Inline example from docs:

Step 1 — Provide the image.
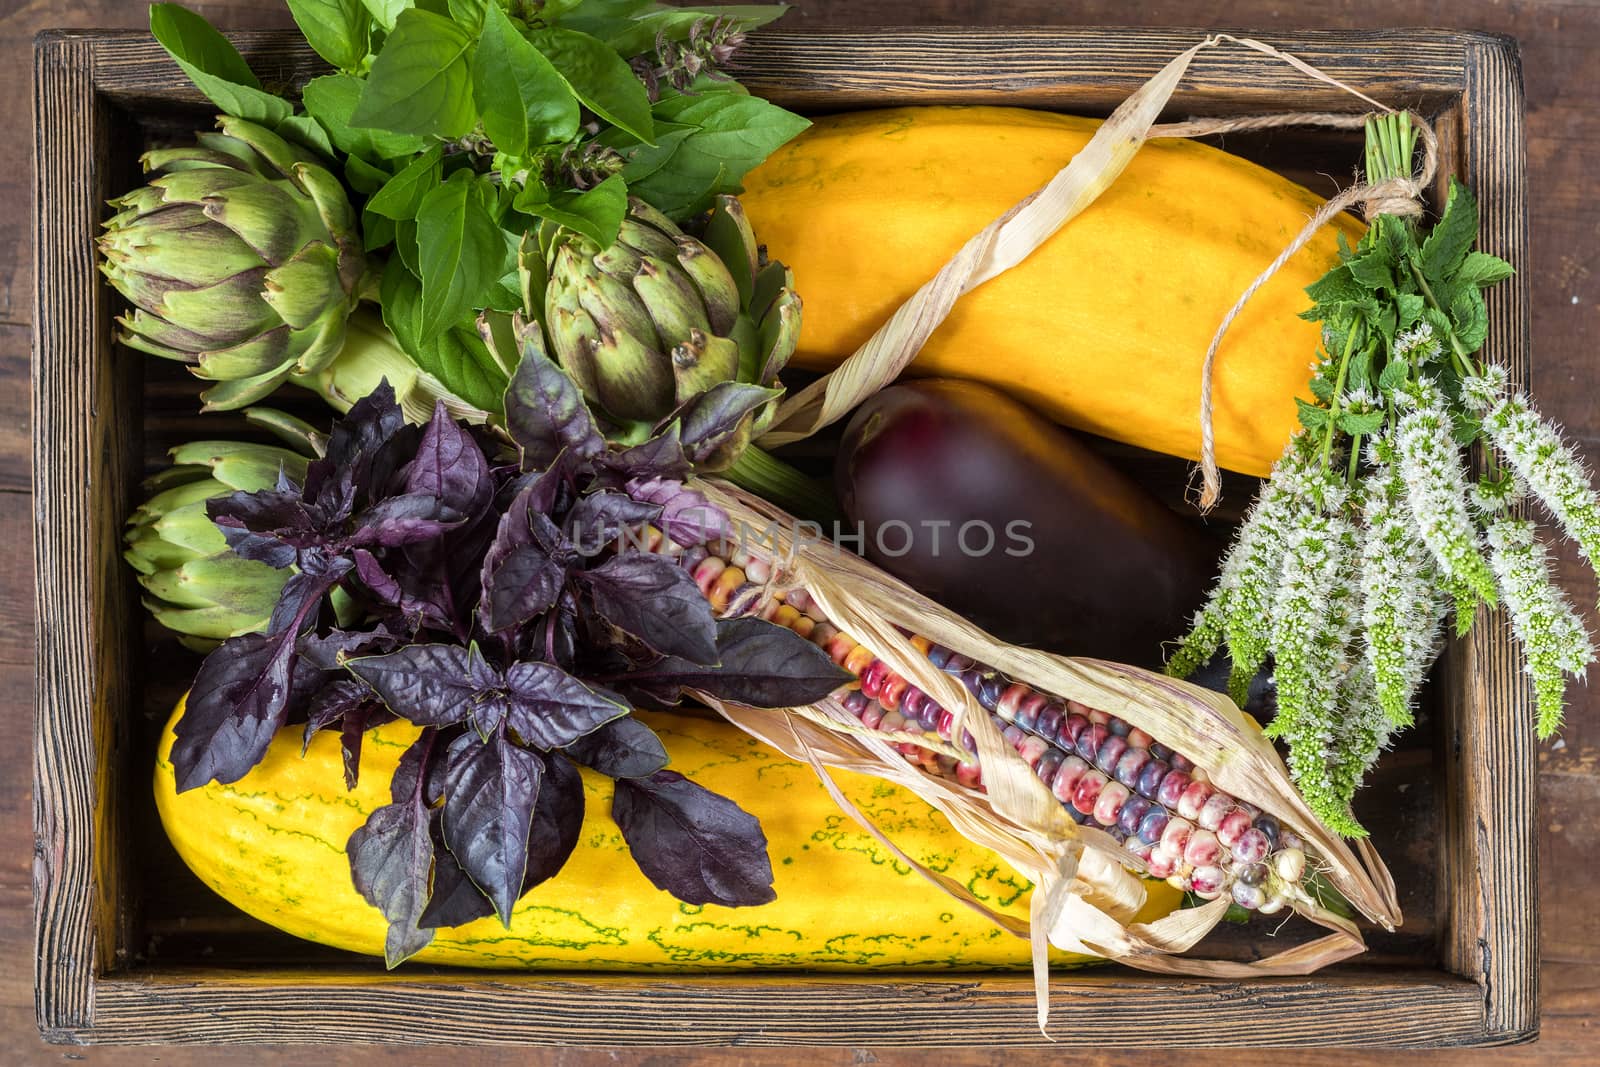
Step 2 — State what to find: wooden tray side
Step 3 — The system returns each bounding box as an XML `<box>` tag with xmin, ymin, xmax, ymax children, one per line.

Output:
<box><xmin>29</xmin><ymin>24</ymin><xmax>1533</xmax><ymax>1048</ymax></box>
<box><xmin>1436</xmin><ymin>34</ymin><xmax>1536</xmax><ymax>1041</ymax></box>
<box><xmin>32</xmin><ymin>32</ymin><xmax>141</xmax><ymax>1037</ymax></box>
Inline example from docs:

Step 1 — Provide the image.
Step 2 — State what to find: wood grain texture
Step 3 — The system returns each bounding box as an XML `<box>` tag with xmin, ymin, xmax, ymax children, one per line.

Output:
<box><xmin>31</xmin><ymin>31</ymin><xmax>140</xmax><ymax>1037</ymax></box>
<box><xmin>9</xmin><ymin>0</ymin><xmax>1600</xmax><ymax>1063</ymax></box>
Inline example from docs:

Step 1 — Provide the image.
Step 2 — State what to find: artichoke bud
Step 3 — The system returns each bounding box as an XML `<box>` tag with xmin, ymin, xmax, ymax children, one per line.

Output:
<box><xmin>537</xmin><ymin>195</ymin><xmax>802</xmax><ymax>458</ymax></box>
<box><xmin>97</xmin><ymin>116</ymin><xmax>367</xmax><ymax>411</ymax></box>
<box><xmin>124</xmin><ymin>413</ymin><xmax>318</xmax><ymax>646</ymax></box>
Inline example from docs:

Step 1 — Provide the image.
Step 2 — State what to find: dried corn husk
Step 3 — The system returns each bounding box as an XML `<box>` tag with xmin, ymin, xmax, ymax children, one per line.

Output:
<box><xmin>689</xmin><ymin>481</ymin><xmax>1400</xmax><ymax>1028</ymax></box>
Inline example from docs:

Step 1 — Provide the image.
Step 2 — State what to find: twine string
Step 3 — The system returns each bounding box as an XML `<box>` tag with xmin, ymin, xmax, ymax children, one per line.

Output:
<box><xmin>1163</xmin><ymin>108</ymin><xmax>1440</xmax><ymax>510</ymax></box>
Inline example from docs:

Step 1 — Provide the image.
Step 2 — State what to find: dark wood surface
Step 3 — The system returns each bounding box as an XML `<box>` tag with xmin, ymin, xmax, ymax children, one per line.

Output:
<box><xmin>9</xmin><ymin>0</ymin><xmax>1599</xmax><ymax>1062</ymax></box>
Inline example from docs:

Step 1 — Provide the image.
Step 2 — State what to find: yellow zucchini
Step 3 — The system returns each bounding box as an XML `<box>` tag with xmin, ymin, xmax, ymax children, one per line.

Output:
<box><xmin>155</xmin><ymin>699</ymin><xmax>1182</xmax><ymax>970</ymax></box>
<box><xmin>740</xmin><ymin>106</ymin><xmax>1365</xmax><ymax>477</ymax></box>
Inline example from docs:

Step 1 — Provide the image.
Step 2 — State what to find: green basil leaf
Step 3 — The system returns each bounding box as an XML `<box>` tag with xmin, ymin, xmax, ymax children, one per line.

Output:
<box><xmin>602</xmin><ymin>5</ymin><xmax>788</xmax><ymax>57</ymax></box>
<box><xmin>149</xmin><ymin>3</ymin><xmax>294</xmax><ymax>127</ymax></box>
<box><xmin>627</xmin><ymin>91</ymin><xmax>809</xmax><ymax>218</ymax></box>
<box><xmin>362</xmin><ymin>208</ymin><xmax>398</xmax><ymax>251</ymax></box>
<box><xmin>514</xmin><ymin>174</ymin><xmax>628</xmax><ymax>247</ymax></box>
<box><xmin>360</xmin><ymin>0</ymin><xmax>415</xmax><ymax>29</ymax></box>
<box><xmin>286</xmin><ymin>0</ymin><xmax>371</xmax><ymax>71</ymax></box>
<box><xmin>276</xmin><ymin>115</ymin><xmax>337</xmax><ymax>159</ymax></box>
<box><xmin>380</xmin><ymin>263</ymin><xmax>509</xmax><ymax>413</ymax></box>
<box><xmin>416</xmin><ymin>172</ymin><xmax>509</xmax><ymax>340</ymax></box>
<box><xmin>303</xmin><ymin>73</ymin><xmax>429</xmax><ymax>161</ymax></box>
<box><xmin>352</xmin><ymin>9</ymin><xmax>477</xmax><ymax>138</ymax></box>
<box><xmin>1420</xmin><ymin>178</ymin><xmax>1478</xmax><ymax>285</ymax></box>
<box><xmin>447</xmin><ymin>0</ymin><xmax>489</xmax><ymax>31</ymax></box>
<box><xmin>367</xmin><ymin>144</ymin><xmax>444</xmax><ymax>220</ymax></box>
<box><xmin>474</xmin><ymin>4</ymin><xmax>581</xmax><ymax>156</ymax></box>
<box><xmin>346</xmin><ymin>154</ymin><xmax>390</xmax><ymax>196</ymax></box>
<box><xmin>396</xmin><ymin>219</ymin><xmax>422</xmax><ymax>275</ymax></box>
<box><xmin>529</xmin><ymin>27</ymin><xmax>654</xmax><ymax>144</ymax></box>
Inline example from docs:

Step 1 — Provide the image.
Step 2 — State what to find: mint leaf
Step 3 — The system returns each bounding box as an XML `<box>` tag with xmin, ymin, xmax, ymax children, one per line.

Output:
<box><xmin>1295</xmin><ymin>397</ymin><xmax>1328</xmax><ymax>432</ymax></box>
<box><xmin>529</xmin><ymin>27</ymin><xmax>655</xmax><ymax>144</ymax></box>
<box><xmin>1451</xmin><ymin>287</ymin><xmax>1490</xmax><ymax>354</ymax></box>
<box><xmin>1420</xmin><ymin>179</ymin><xmax>1478</xmax><ymax>284</ymax></box>
<box><xmin>303</xmin><ymin>74</ymin><xmax>428</xmax><ymax>161</ymax></box>
<box><xmin>286</xmin><ymin>0</ymin><xmax>371</xmax><ymax>71</ymax></box>
<box><xmin>626</xmin><ymin>91</ymin><xmax>810</xmax><ymax>218</ymax></box>
<box><xmin>1308</xmin><ymin>375</ymin><xmax>1335</xmax><ymax>403</ymax></box>
<box><xmin>1304</xmin><ymin>264</ymin><xmax>1368</xmax><ymax>307</ymax></box>
<box><xmin>352</xmin><ymin>9</ymin><xmax>477</xmax><ymax>138</ymax></box>
<box><xmin>1455</xmin><ymin>250</ymin><xmax>1516</xmax><ymax>289</ymax></box>
<box><xmin>367</xmin><ymin>144</ymin><xmax>444</xmax><ymax>220</ymax></box>
<box><xmin>474</xmin><ymin>4</ymin><xmax>581</xmax><ymax>156</ymax></box>
<box><xmin>149</xmin><ymin>3</ymin><xmax>294</xmax><ymax>127</ymax></box>
<box><xmin>1378</xmin><ymin>357</ymin><xmax>1410</xmax><ymax>391</ymax></box>
<box><xmin>1346</xmin><ymin>243</ymin><xmax>1396</xmax><ymax>291</ymax></box>
<box><xmin>416</xmin><ymin>172</ymin><xmax>509</xmax><ymax>340</ymax></box>
<box><xmin>515</xmin><ymin>175</ymin><xmax>628</xmax><ymax>247</ymax></box>
<box><xmin>1337</xmin><ymin>410</ymin><xmax>1386</xmax><ymax>436</ymax></box>
<box><xmin>1396</xmin><ymin>292</ymin><xmax>1426</xmax><ymax>329</ymax></box>
<box><xmin>1346</xmin><ymin>346</ymin><xmax>1373</xmax><ymax>392</ymax></box>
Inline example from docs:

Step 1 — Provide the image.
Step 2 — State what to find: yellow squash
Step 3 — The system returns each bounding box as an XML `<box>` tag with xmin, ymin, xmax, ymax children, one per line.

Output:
<box><xmin>740</xmin><ymin>106</ymin><xmax>1366</xmax><ymax>477</ymax></box>
<box><xmin>156</xmin><ymin>700</ymin><xmax>1182</xmax><ymax>970</ymax></box>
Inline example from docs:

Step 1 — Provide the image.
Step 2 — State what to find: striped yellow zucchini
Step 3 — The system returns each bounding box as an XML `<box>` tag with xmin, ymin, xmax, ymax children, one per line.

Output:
<box><xmin>155</xmin><ymin>700</ymin><xmax>1183</xmax><ymax>970</ymax></box>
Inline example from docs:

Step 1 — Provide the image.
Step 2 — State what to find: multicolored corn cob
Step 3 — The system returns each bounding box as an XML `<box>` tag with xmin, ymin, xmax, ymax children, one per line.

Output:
<box><xmin>635</xmin><ymin>528</ymin><xmax>1311</xmax><ymax>914</ymax></box>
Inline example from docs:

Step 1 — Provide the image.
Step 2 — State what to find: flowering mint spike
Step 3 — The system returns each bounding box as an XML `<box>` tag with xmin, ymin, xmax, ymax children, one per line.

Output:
<box><xmin>1327</xmin><ymin>662</ymin><xmax>1385</xmax><ymax>837</ymax></box>
<box><xmin>1485</xmin><ymin>518</ymin><xmax>1595</xmax><ymax>737</ymax></box>
<box><xmin>1394</xmin><ymin>382</ymin><xmax>1498</xmax><ymax>606</ymax></box>
<box><xmin>1481</xmin><ymin>387</ymin><xmax>1600</xmax><ymax>590</ymax></box>
<box><xmin>1217</xmin><ymin>441</ymin><xmax>1314</xmax><ymax>678</ymax></box>
<box><xmin>1164</xmin><ymin>599</ymin><xmax>1224</xmax><ymax>680</ymax></box>
<box><xmin>1359</xmin><ymin>454</ymin><xmax>1445</xmax><ymax>728</ymax></box>
<box><xmin>1267</xmin><ymin>511</ymin><xmax>1358</xmax><ymax>831</ymax></box>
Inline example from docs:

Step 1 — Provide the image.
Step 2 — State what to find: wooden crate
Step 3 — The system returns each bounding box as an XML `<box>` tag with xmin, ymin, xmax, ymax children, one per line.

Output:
<box><xmin>33</xmin><ymin>26</ymin><xmax>1532</xmax><ymax>1047</ymax></box>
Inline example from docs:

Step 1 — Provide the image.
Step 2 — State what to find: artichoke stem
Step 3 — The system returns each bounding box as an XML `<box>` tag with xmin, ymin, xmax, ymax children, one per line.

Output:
<box><xmin>724</xmin><ymin>446</ymin><xmax>842</xmax><ymax>527</ymax></box>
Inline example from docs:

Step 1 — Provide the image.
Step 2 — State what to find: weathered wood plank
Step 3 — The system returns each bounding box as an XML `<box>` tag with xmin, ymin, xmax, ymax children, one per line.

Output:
<box><xmin>81</xmin><ymin>968</ymin><xmax>1488</xmax><ymax>1048</ymax></box>
<box><xmin>31</xmin><ymin>31</ymin><xmax>140</xmax><ymax>1037</ymax></box>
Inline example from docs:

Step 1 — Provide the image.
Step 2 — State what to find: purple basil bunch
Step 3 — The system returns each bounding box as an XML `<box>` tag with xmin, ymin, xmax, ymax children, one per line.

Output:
<box><xmin>170</xmin><ymin>336</ymin><xmax>850</xmax><ymax>965</ymax></box>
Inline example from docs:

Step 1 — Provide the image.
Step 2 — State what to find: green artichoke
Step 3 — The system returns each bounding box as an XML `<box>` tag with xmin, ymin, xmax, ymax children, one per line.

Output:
<box><xmin>125</xmin><ymin>421</ymin><xmax>317</xmax><ymax>648</ymax></box>
<box><xmin>541</xmin><ymin>195</ymin><xmax>800</xmax><ymax>463</ymax></box>
<box><xmin>98</xmin><ymin>116</ymin><xmax>367</xmax><ymax>411</ymax></box>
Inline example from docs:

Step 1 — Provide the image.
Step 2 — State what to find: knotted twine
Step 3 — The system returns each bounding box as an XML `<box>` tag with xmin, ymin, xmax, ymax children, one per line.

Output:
<box><xmin>756</xmin><ymin>35</ymin><xmax>1440</xmax><ymax>517</ymax></box>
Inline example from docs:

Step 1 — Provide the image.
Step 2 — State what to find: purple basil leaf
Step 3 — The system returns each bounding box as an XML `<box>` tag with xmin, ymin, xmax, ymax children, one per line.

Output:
<box><xmin>502</xmin><ymin>660</ymin><xmax>629</xmax><ymax>750</ymax></box>
<box><xmin>306</xmin><ymin>380</ymin><xmax>405</xmax><ymax>518</ymax></box>
<box><xmin>298</xmin><ymin>626</ymin><xmax>400</xmax><ymax>673</ymax></box>
<box><xmin>407</xmin><ymin>401</ymin><xmax>494</xmax><ymax>519</ymax></box>
<box><xmin>471</xmin><ymin>694</ymin><xmax>511</xmax><ymax>738</ymax></box>
<box><xmin>351</xmin><ymin>492</ymin><xmax>465</xmax><ymax>548</ymax></box>
<box><xmin>564</xmin><ymin>492</ymin><xmax>661</xmax><ymax>557</ymax></box>
<box><xmin>171</xmin><ymin>628</ymin><xmax>302</xmax><ymax>791</ymax></box>
<box><xmin>353</xmin><ymin>549</ymin><xmax>459</xmax><ymax>636</ymax></box>
<box><xmin>439</xmin><ymin>731</ymin><xmax>544</xmax><ymax>925</ymax></box>
<box><xmin>418</xmin><ymin>807</ymin><xmax>495</xmax><ymax>929</ymax></box>
<box><xmin>338</xmin><ymin>704</ymin><xmax>379</xmax><ymax>790</ymax></box>
<box><xmin>208</xmin><ymin>488</ymin><xmax>312</xmax><ymax>567</ymax></box>
<box><xmin>606</xmin><ymin>424</ymin><xmax>693</xmax><ymax>481</ymax></box>
<box><xmin>578</xmin><ymin>552</ymin><xmax>718</xmax><ymax>664</ymax></box>
<box><xmin>265</xmin><ymin>562</ymin><xmax>347</xmax><ymax>635</ymax></box>
<box><xmin>481</xmin><ymin>543</ymin><xmax>567</xmax><ymax>634</ymax></box>
<box><xmin>346</xmin><ymin>643</ymin><xmax>499</xmax><ymax>726</ymax></box>
<box><xmin>353</xmin><ymin>547</ymin><xmax>404</xmax><ymax>603</ymax></box>
<box><xmin>347</xmin><ymin>790</ymin><xmax>435</xmax><ymax>967</ymax></box>
<box><xmin>390</xmin><ymin>729</ymin><xmax>445</xmax><ymax>806</ymax></box>
<box><xmin>504</xmin><ymin>333</ymin><xmax>603</xmax><ymax>471</ymax></box>
<box><xmin>564</xmin><ymin>716</ymin><xmax>668</xmax><ymax>779</ymax></box>
<box><xmin>612</xmin><ymin>770</ymin><xmax>775</xmax><ymax>907</ymax></box>
<box><xmin>677</xmin><ymin>382</ymin><xmax>780</xmax><ymax>464</ymax></box>
<box><xmin>621</xmin><ymin>617</ymin><xmax>852</xmax><ymax>709</ymax></box>
<box><xmin>524</xmin><ymin>752</ymin><xmax>584</xmax><ymax>891</ymax></box>
<box><xmin>300</xmin><ymin>679</ymin><xmax>382</xmax><ymax>786</ymax></box>
<box><xmin>624</xmin><ymin>477</ymin><xmax>732</xmax><ymax>547</ymax></box>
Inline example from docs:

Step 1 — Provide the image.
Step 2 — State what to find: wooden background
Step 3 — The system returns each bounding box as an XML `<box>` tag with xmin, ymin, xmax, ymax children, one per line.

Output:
<box><xmin>8</xmin><ymin>0</ymin><xmax>1598</xmax><ymax>1061</ymax></box>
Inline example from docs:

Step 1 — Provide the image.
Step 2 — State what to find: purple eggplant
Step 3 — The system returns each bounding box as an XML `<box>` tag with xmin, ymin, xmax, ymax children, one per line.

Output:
<box><xmin>835</xmin><ymin>379</ymin><xmax>1217</xmax><ymax>667</ymax></box>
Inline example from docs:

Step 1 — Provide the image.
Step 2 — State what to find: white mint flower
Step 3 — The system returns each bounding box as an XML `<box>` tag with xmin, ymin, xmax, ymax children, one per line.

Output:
<box><xmin>1393</xmin><ymin>322</ymin><xmax>1442</xmax><ymax>363</ymax></box>
<box><xmin>1394</xmin><ymin>383</ymin><xmax>1499</xmax><ymax>604</ymax></box>
<box><xmin>1217</xmin><ymin>450</ymin><xmax>1311</xmax><ymax>677</ymax></box>
<box><xmin>1360</xmin><ymin>465</ymin><xmax>1445</xmax><ymax>727</ymax></box>
<box><xmin>1329</xmin><ymin>662</ymin><xmax>1390</xmax><ymax>829</ymax></box>
<box><xmin>1482</xmin><ymin>389</ymin><xmax>1600</xmax><ymax>576</ymax></box>
<box><xmin>1486</xmin><ymin>518</ymin><xmax>1595</xmax><ymax>737</ymax></box>
<box><xmin>1460</xmin><ymin>365</ymin><xmax>1509</xmax><ymax>414</ymax></box>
